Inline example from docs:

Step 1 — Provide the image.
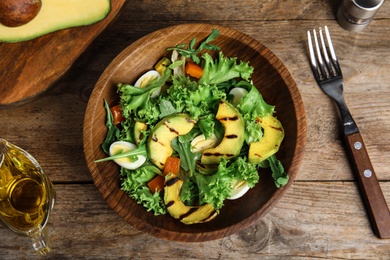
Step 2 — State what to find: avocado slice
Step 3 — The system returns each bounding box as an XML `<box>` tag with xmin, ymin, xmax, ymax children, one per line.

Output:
<box><xmin>133</xmin><ymin>121</ymin><xmax>148</xmax><ymax>146</ymax></box>
<box><xmin>248</xmin><ymin>115</ymin><xmax>284</xmax><ymax>164</ymax></box>
<box><xmin>0</xmin><ymin>0</ymin><xmax>111</xmax><ymax>43</ymax></box>
<box><xmin>148</xmin><ymin>113</ymin><xmax>196</xmax><ymax>169</ymax></box>
<box><xmin>201</xmin><ymin>100</ymin><xmax>245</xmax><ymax>164</ymax></box>
<box><xmin>164</xmin><ymin>174</ymin><xmax>218</xmax><ymax>225</ymax></box>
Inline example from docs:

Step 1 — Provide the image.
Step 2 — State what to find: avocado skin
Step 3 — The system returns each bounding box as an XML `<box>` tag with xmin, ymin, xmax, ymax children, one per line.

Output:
<box><xmin>248</xmin><ymin>115</ymin><xmax>284</xmax><ymax>164</ymax></box>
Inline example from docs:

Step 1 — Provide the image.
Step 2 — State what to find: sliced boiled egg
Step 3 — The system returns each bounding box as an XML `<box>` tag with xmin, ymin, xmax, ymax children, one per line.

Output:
<box><xmin>109</xmin><ymin>141</ymin><xmax>146</xmax><ymax>170</ymax></box>
<box><xmin>190</xmin><ymin>134</ymin><xmax>219</xmax><ymax>153</ymax></box>
<box><xmin>227</xmin><ymin>180</ymin><xmax>250</xmax><ymax>200</ymax></box>
<box><xmin>134</xmin><ymin>70</ymin><xmax>161</xmax><ymax>98</ymax></box>
<box><xmin>229</xmin><ymin>87</ymin><xmax>248</xmax><ymax>106</ymax></box>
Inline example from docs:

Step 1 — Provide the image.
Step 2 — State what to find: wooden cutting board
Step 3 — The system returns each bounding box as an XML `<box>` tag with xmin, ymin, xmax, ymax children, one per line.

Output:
<box><xmin>0</xmin><ymin>0</ymin><xmax>127</xmax><ymax>107</ymax></box>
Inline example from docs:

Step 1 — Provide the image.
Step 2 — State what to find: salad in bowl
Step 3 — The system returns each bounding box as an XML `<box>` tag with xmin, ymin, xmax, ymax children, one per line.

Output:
<box><xmin>95</xmin><ymin>29</ymin><xmax>288</xmax><ymax>225</ymax></box>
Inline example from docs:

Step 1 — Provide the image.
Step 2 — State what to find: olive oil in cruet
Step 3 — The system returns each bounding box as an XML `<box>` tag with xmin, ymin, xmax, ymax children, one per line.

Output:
<box><xmin>0</xmin><ymin>138</ymin><xmax>55</xmax><ymax>255</ymax></box>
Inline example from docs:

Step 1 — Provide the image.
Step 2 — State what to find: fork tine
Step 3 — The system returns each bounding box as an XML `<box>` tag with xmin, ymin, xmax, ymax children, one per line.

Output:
<box><xmin>313</xmin><ymin>29</ymin><xmax>327</xmax><ymax>79</ymax></box>
<box><xmin>307</xmin><ymin>30</ymin><xmax>317</xmax><ymax>69</ymax></box>
<box><xmin>324</xmin><ymin>26</ymin><xmax>341</xmax><ymax>75</ymax></box>
<box><xmin>319</xmin><ymin>28</ymin><xmax>333</xmax><ymax>76</ymax></box>
<box><xmin>308</xmin><ymin>26</ymin><xmax>343</xmax><ymax>81</ymax></box>
<box><xmin>307</xmin><ymin>29</ymin><xmax>322</xmax><ymax>82</ymax></box>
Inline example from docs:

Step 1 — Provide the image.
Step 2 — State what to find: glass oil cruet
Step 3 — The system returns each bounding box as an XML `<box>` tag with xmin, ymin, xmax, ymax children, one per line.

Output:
<box><xmin>0</xmin><ymin>138</ymin><xmax>55</xmax><ymax>255</ymax></box>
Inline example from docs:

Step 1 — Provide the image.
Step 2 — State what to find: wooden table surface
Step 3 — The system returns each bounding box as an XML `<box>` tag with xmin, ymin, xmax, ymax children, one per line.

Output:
<box><xmin>1</xmin><ymin>0</ymin><xmax>390</xmax><ymax>258</ymax></box>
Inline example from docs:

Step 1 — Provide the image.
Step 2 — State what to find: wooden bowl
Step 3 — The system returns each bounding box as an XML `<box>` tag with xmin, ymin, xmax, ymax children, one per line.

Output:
<box><xmin>83</xmin><ymin>23</ymin><xmax>306</xmax><ymax>242</ymax></box>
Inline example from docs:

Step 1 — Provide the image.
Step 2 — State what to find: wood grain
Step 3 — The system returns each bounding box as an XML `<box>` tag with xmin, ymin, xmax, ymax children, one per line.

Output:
<box><xmin>0</xmin><ymin>0</ymin><xmax>389</xmax><ymax>257</ymax></box>
<box><xmin>0</xmin><ymin>0</ymin><xmax>127</xmax><ymax>107</ymax></box>
<box><xmin>1</xmin><ymin>183</ymin><xmax>389</xmax><ymax>259</ymax></box>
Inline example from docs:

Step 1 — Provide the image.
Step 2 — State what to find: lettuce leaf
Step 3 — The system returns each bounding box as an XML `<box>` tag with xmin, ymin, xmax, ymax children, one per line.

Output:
<box><xmin>235</xmin><ymin>83</ymin><xmax>275</xmax><ymax>143</ymax></box>
<box><xmin>118</xmin><ymin>66</ymin><xmax>171</xmax><ymax>125</ymax></box>
<box><xmin>199</xmin><ymin>52</ymin><xmax>254</xmax><ymax>85</ymax></box>
<box><xmin>120</xmin><ymin>165</ymin><xmax>167</xmax><ymax>215</ymax></box>
<box><xmin>194</xmin><ymin>157</ymin><xmax>259</xmax><ymax>211</ymax></box>
<box><xmin>237</xmin><ymin>83</ymin><xmax>275</xmax><ymax>119</ymax></box>
<box><xmin>180</xmin><ymin>179</ymin><xmax>199</xmax><ymax>206</ymax></box>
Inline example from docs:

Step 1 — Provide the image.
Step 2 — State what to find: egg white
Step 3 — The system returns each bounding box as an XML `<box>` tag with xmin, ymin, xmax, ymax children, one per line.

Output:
<box><xmin>134</xmin><ymin>70</ymin><xmax>161</xmax><ymax>98</ymax></box>
<box><xmin>109</xmin><ymin>141</ymin><xmax>146</xmax><ymax>170</ymax></box>
<box><xmin>227</xmin><ymin>181</ymin><xmax>250</xmax><ymax>200</ymax></box>
<box><xmin>229</xmin><ymin>87</ymin><xmax>248</xmax><ymax>106</ymax></box>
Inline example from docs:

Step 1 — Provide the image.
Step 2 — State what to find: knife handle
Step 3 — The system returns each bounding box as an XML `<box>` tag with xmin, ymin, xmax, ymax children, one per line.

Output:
<box><xmin>345</xmin><ymin>132</ymin><xmax>390</xmax><ymax>239</ymax></box>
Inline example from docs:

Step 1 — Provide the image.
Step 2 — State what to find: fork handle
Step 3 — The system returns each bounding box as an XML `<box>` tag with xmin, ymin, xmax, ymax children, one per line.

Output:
<box><xmin>345</xmin><ymin>132</ymin><xmax>390</xmax><ymax>239</ymax></box>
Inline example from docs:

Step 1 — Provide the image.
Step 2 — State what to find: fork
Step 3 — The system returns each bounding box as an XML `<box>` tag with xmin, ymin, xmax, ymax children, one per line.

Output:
<box><xmin>307</xmin><ymin>26</ymin><xmax>390</xmax><ymax>239</ymax></box>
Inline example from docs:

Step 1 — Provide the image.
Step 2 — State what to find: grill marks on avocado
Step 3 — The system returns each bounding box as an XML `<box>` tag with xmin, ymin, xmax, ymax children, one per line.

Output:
<box><xmin>147</xmin><ymin>113</ymin><xmax>196</xmax><ymax>170</ymax></box>
<box><xmin>248</xmin><ymin>115</ymin><xmax>284</xmax><ymax>164</ymax></box>
<box><xmin>219</xmin><ymin>116</ymin><xmax>240</xmax><ymax>139</ymax></box>
<box><xmin>164</xmin><ymin>175</ymin><xmax>218</xmax><ymax>224</ymax></box>
<box><xmin>201</xmin><ymin>100</ymin><xmax>245</xmax><ymax>164</ymax></box>
<box><xmin>164</xmin><ymin>120</ymin><xmax>180</xmax><ymax>135</ymax></box>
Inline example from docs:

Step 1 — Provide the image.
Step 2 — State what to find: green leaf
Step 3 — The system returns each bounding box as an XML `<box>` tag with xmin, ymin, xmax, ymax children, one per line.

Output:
<box><xmin>166</xmin><ymin>28</ymin><xmax>220</xmax><ymax>64</ymax></box>
<box><xmin>237</xmin><ymin>84</ymin><xmax>274</xmax><ymax>119</ymax></box>
<box><xmin>268</xmin><ymin>155</ymin><xmax>289</xmax><ymax>188</ymax></box>
<box><xmin>171</xmin><ymin>137</ymin><xmax>199</xmax><ymax>176</ymax></box>
<box><xmin>180</xmin><ymin>180</ymin><xmax>199</xmax><ymax>206</ymax></box>
<box><xmin>95</xmin><ymin>144</ymin><xmax>147</xmax><ymax>163</ymax></box>
<box><xmin>101</xmin><ymin>99</ymin><xmax>120</xmax><ymax>154</ymax></box>
<box><xmin>199</xmin><ymin>52</ymin><xmax>254</xmax><ymax>85</ymax></box>
<box><xmin>120</xmin><ymin>165</ymin><xmax>166</xmax><ymax>215</ymax></box>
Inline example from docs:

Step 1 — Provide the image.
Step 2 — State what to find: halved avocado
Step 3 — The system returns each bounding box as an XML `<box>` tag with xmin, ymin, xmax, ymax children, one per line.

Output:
<box><xmin>164</xmin><ymin>174</ymin><xmax>218</xmax><ymax>225</ymax></box>
<box><xmin>248</xmin><ymin>115</ymin><xmax>284</xmax><ymax>164</ymax></box>
<box><xmin>0</xmin><ymin>0</ymin><xmax>111</xmax><ymax>43</ymax></box>
<box><xmin>148</xmin><ymin>113</ymin><xmax>196</xmax><ymax>169</ymax></box>
<box><xmin>201</xmin><ymin>100</ymin><xmax>245</xmax><ymax>164</ymax></box>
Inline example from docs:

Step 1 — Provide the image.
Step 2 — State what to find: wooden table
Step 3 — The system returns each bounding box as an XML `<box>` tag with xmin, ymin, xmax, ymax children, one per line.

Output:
<box><xmin>1</xmin><ymin>0</ymin><xmax>390</xmax><ymax>258</ymax></box>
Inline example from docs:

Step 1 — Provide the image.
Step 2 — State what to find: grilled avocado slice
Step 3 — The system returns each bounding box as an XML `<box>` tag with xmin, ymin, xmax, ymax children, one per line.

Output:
<box><xmin>248</xmin><ymin>115</ymin><xmax>284</xmax><ymax>164</ymax></box>
<box><xmin>164</xmin><ymin>174</ymin><xmax>218</xmax><ymax>225</ymax></box>
<box><xmin>147</xmin><ymin>113</ymin><xmax>196</xmax><ymax>169</ymax></box>
<box><xmin>201</xmin><ymin>100</ymin><xmax>245</xmax><ymax>164</ymax></box>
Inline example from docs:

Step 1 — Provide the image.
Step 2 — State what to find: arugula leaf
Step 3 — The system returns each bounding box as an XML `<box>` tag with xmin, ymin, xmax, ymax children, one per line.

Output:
<box><xmin>268</xmin><ymin>155</ymin><xmax>289</xmax><ymax>188</ymax></box>
<box><xmin>171</xmin><ymin>135</ymin><xmax>199</xmax><ymax>176</ymax></box>
<box><xmin>94</xmin><ymin>144</ymin><xmax>147</xmax><ymax>163</ymax></box>
<box><xmin>101</xmin><ymin>99</ymin><xmax>120</xmax><ymax>154</ymax></box>
<box><xmin>167</xmin><ymin>28</ymin><xmax>220</xmax><ymax>64</ymax></box>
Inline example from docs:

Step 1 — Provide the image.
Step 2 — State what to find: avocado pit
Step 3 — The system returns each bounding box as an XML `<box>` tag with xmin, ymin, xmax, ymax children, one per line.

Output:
<box><xmin>0</xmin><ymin>0</ymin><xmax>42</xmax><ymax>27</ymax></box>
